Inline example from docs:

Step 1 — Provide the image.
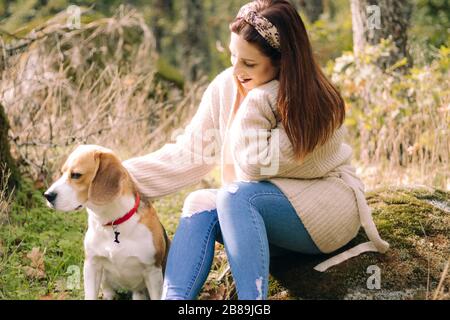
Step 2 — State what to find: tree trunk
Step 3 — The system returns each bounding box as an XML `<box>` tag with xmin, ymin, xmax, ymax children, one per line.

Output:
<box><xmin>181</xmin><ymin>0</ymin><xmax>211</xmax><ymax>83</ymax></box>
<box><xmin>298</xmin><ymin>0</ymin><xmax>324</xmax><ymax>23</ymax></box>
<box><xmin>351</xmin><ymin>0</ymin><xmax>412</xmax><ymax>69</ymax></box>
<box><xmin>152</xmin><ymin>0</ymin><xmax>174</xmax><ymax>53</ymax></box>
<box><xmin>0</xmin><ymin>103</ymin><xmax>20</xmax><ymax>194</ymax></box>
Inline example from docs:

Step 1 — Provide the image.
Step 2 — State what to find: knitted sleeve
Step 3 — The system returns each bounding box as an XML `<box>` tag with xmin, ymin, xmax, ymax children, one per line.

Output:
<box><xmin>229</xmin><ymin>80</ymin><xmax>351</xmax><ymax>181</ymax></box>
<box><xmin>122</xmin><ymin>78</ymin><xmax>220</xmax><ymax>200</ymax></box>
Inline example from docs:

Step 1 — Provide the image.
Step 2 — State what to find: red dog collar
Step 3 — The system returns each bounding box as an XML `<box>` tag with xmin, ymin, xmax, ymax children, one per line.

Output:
<box><xmin>104</xmin><ymin>193</ymin><xmax>140</xmax><ymax>227</ymax></box>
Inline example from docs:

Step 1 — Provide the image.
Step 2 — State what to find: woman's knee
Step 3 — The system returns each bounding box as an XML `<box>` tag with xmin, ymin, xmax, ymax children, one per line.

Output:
<box><xmin>217</xmin><ymin>181</ymin><xmax>247</xmax><ymax>203</ymax></box>
<box><xmin>182</xmin><ymin>189</ymin><xmax>217</xmax><ymax>218</ymax></box>
<box><xmin>216</xmin><ymin>181</ymin><xmax>263</xmax><ymax>213</ymax></box>
<box><xmin>176</xmin><ymin>190</ymin><xmax>219</xmax><ymax>237</ymax></box>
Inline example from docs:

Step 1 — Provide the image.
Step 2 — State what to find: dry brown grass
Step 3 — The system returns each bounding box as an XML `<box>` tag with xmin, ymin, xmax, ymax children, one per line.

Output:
<box><xmin>0</xmin><ymin>6</ymin><xmax>208</xmax><ymax>185</ymax></box>
<box><xmin>0</xmin><ymin>164</ymin><xmax>14</xmax><ymax>225</ymax></box>
<box><xmin>331</xmin><ymin>42</ymin><xmax>450</xmax><ymax>192</ymax></box>
<box><xmin>432</xmin><ymin>257</ymin><xmax>450</xmax><ymax>300</ymax></box>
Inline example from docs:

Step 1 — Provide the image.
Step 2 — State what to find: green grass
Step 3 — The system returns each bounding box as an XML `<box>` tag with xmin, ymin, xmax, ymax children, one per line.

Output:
<box><xmin>0</xmin><ymin>169</ymin><xmax>221</xmax><ymax>300</ymax></box>
<box><xmin>0</xmin><ymin>178</ymin><xmax>86</xmax><ymax>299</ymax></box>
<box><xmin>1</xmin><ymin>172</ymin><xmax>449</xmax><ymax>300</ymax></box>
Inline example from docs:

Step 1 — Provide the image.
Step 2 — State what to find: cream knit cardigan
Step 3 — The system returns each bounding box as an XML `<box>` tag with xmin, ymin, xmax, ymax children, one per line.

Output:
<box><xmin>123</xmin><ymin>67</ymin><xmax>389</xmax><ymax>271</ymax></box>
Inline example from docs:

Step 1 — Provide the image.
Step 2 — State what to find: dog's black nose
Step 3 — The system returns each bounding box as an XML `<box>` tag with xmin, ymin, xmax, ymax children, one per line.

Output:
<box><xmin>44</xmin><ymin>191</ymin><xmax>57</xmax><ymax>204</ymax></box>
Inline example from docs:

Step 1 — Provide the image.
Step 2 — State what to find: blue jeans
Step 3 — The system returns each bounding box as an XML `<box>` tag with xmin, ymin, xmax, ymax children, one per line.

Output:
<box><xmin>162</xmin><ymin>181</ymin><xmax>321</xmax><ymax>300</ymax></box>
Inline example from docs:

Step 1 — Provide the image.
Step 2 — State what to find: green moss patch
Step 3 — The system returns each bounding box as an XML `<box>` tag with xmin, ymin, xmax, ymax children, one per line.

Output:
<box><xmin>268</xmin><ymin>186</ymin><xmax>449</xmax><ymax>300</ymax></box>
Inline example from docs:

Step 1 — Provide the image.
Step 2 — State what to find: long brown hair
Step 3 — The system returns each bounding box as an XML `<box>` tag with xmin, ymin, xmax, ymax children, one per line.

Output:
<box><xmin>229</xmin><ymin>0</ymin><xmax>345</xmax><ymax>161</ymax></box>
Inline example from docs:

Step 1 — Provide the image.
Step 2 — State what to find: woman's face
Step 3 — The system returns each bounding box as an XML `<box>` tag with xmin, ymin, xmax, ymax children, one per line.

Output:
<box><xmin>229</xmin><ymin>32</ymin><xmax>279</xmax><ymax>92</ymax></box>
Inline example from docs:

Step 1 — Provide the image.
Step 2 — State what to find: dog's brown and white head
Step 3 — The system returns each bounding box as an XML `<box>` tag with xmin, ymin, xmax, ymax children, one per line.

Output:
<box><xmin>44</xmin><ymin>145</ymin><xmax>134</xmax><ymax>212</ymax></box>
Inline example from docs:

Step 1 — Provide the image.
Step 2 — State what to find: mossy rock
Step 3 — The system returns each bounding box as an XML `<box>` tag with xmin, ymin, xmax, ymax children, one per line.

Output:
<box><xmin>268</xmin><ymin>186</ymin><xmax>450</xmax><ymax>300</ymax></box>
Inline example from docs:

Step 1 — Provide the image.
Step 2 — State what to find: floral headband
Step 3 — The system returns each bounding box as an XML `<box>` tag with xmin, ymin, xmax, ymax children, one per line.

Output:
<box><xmin>237</xmin><ymin>1</ymin><xmax>281</xmax><ymax>51</ymax></box>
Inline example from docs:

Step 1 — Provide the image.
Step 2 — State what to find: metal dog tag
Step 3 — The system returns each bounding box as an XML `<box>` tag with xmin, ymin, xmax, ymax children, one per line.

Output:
<box><xmin>112</xmin><ymin>225</ymin><xmax>120</xmax><ymax>244</ymax></box>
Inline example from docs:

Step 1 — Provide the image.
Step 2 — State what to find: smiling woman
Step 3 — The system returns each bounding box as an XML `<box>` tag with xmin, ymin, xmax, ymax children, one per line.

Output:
<box><xmin>229</xmin><ymin>32</ymin><xmax>279</xmax><ymax>94</ymax></box>
<box><xmin>123</xmin><ymin>0</ymin><xmax>389</xmax><ymax>300</ymax></box>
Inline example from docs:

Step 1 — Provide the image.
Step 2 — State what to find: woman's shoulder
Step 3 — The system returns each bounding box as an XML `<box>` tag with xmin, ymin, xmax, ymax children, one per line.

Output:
<box><xmin>210</xmin><ymin>67</ymin><xmax>234</xmax><ymax>89</ymax></box>
<box><xmin>217</xmin><ymin>66</ymin><xmax>234</xmax><ymax>80</ymax></box>
<box><xmin>201</xmin><ymin>67</ymin><xmax>235</xmax><ymax>103</ymax></box>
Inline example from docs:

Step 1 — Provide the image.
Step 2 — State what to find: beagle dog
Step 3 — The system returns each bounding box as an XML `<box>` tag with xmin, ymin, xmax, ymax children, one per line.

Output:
<box><xmin>44</xmin><ymin>145</ymin><xmax>169</xmax><ymax>300</ymax></box>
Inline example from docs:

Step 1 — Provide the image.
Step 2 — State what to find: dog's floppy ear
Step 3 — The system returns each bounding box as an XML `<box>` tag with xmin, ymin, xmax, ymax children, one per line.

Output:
<box><xmin>88</xmin><ymin>151</ymin><xmax>125</xmax><ymax>205</ymax></box>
